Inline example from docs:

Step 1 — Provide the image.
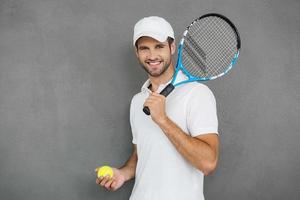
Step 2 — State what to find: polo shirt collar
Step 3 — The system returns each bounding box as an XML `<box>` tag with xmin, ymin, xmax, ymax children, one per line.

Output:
<box><xmin>141</xmin><ymin>71</ymin><xmax>188</xmax><ymax>93</ymax></box>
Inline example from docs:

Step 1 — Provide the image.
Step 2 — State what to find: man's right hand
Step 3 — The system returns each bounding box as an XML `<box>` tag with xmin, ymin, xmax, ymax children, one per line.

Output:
<box><xmin>96</xmin><ymin>167</ymin><xmax>126</xmax><ymax>191</ymax></box>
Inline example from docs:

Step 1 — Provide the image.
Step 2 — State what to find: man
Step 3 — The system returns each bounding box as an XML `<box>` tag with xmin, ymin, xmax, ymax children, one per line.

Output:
<box><xmin>96</xmin><ymin>16</ymin><xmax>219</xmax><ymax>200</ymax></box>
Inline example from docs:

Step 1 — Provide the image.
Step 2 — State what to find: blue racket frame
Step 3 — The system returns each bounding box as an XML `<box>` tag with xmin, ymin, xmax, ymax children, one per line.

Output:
<box><xmin>143</xmin><ymin>13</ymin><xmax>241</xmax><ymax>115</ymax></box>
<box><xmin>172</xmin><ymin>35</ymin><xmax>240</xmax><ymax>87</ymax></box>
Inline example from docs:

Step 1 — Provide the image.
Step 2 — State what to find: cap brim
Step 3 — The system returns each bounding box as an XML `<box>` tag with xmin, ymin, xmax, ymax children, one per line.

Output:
<box><xmin>133</xmin><ymin>32</ymin><xmax>169</xmax><ymax>46</ymax></box>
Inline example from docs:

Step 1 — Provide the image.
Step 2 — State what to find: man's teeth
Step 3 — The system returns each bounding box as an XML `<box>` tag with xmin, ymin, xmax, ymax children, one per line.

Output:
<box><xmin>148</xmin><ymin>61</ymin><xmax>161</xmax><ymax>65</ymax></box>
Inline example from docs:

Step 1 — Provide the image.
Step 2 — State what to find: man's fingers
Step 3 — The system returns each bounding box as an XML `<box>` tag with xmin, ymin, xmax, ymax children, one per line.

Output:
<box><xmin>104</xmin><ymin>178</ymin><xmax>114</xmax><ymax>189</ymax></box>
<box><xmin>144</xmin><ymin>99</ymin><xmax>163</xmax><ymax>109</ymax></box>
<box><xmin>147</xmin><ymin>96</ymin><xmax>165</xmax><ymax>104</ymax></box>
<box><xmin>96</xmin><ymin>175</ymin><xmax>116</xmax><ymax>191</ymax></box>
<box><xmin>110</xmin><ymin>181</ymin><xmax>118</xmax><ymax>191</ymax></box>
<box><xmin>151</xmin><ymin>92</ymin><xmax>163</xmax><ymax>97</ymax></box>
<box><xmin>149</xmin><ymin>92</ymin><xmax>164</xmax><ymax>98</ymax></box>
<box><xmin>100</xmin><ymin>176</ymin><xmax>111</xmax><ymax>186</ymax></box>
<box><xmin>144</xmin><ymin>95</ymin><xmax>164</xmax><ymax>105</ymax></box>
<box><xmin>96</xmin><ymin>176</ymin><xmax>104</xmax><ymax>184</ymax></box>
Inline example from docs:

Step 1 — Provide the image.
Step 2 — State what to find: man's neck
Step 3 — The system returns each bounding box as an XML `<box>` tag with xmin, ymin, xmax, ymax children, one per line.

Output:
<box><xmin>149</xmin><ymin>64</ymin><xmax>174</xmax><ymax>92</ymax></box>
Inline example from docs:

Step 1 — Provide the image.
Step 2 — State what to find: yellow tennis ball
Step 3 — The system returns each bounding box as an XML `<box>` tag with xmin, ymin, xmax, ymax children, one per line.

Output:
<box><xmin>97</xmin><ymin>166</ymin><xmax>114</xmax><ymax>178</ymax></box>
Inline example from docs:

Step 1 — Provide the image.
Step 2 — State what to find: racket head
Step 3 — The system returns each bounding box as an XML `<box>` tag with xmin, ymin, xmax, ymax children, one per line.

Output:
<box><xmin>177</xmin><ymin>13</ymin><xmax>241</xmax><ymax>81</ymax></box>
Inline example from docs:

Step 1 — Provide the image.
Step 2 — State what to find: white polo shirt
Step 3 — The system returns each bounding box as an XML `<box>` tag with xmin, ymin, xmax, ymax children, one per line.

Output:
<box><xmin>129</xmin><ymin>72</ymin><xmax>218</xmax><ymax>200</ymax></box>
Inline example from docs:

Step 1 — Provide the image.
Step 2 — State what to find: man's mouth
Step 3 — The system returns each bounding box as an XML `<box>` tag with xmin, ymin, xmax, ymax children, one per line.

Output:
<box><xmin>146</xmin><ymin>60</ymin><xmax>162</xmax><ymax>67</ymax></box>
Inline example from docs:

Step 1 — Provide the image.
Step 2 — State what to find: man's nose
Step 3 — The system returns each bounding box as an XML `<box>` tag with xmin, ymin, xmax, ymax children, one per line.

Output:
<box><xmin>147</xmin><ymin>49</ymin><xmax>158</xmax><ymax>60</ymax></box>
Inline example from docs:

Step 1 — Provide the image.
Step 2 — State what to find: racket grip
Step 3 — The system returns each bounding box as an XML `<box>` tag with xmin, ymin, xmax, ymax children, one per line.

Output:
<box><xmin>143</xmin><ymin>106</ymin><xmax>151</xmax><ymax>115</ymax></box>
<box><xmin>142</xmin><ymin>84</ymin><xmax>175</xmax><ymax>115</ymax></box>
<box><xmin>160</xmin><ymin>83</ymin><xmax>175</xmax><ymax>97</ymax></box>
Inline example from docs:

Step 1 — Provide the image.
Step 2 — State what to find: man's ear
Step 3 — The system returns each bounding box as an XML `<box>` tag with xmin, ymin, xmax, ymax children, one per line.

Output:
<box><xmin>170</xmin><ymin>41</ymin><xmax>176</xmax><ymax>55</ymax></box>
<box><xmin>135</xmin><ymin>46</ymin><xmax>139</xmax><ymax>57</ymax></box>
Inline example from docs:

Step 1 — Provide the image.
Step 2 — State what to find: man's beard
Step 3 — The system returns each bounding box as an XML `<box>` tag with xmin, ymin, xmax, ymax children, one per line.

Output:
<box><xmin>140</xmin><ymin>59</ymin><xmax>171</xmax><ymax>77</ymax></box>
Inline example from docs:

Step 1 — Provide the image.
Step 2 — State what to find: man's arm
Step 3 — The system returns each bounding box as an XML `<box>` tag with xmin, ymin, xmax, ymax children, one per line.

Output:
<box><xmin>96</xmin><ymin>144</ymin><xmax>137</xmax><ymax>191</ymax></box>
<box><xmin>157</xmin><ymin>117</ymin><xmax>219</xmax><ymax>175</ymax></box>
<box><xmin>144</xmin><ymin>92</ymin><xmax>219</xmax><ymax>175</ymax></box>
<box><xmin>119</xmin><ymin>144</ymin><xmax>138</xmax><ymax>181</ymax></box>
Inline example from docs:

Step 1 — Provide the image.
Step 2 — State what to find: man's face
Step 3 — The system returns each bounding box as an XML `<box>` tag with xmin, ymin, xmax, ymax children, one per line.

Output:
<box><xmin>135</xmin><ymin>37</ymin><xmax>175</xmax><ymax>77</ymax></box>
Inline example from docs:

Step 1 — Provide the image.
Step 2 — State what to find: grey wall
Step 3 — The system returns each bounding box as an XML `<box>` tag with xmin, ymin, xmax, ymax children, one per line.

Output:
<box><xmin>0</xmin><ymin>0</ymin><xmax>299</xmax><ymax>199</ymax></box>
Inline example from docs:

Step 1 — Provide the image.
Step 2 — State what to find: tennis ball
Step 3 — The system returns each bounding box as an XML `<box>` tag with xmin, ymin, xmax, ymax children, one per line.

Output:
<box><xmin>97</xmin><ymin>166</ymin><xmax>114</xmax><ymax>178</ymax></box>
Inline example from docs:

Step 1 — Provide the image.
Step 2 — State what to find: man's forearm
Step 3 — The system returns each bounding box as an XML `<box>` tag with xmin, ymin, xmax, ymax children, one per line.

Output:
<box><xmin>119</xmin><ymin>145</ymin><xmax>137</xmax><ymax>181</ymax></box>
<box><xmin>157</xmin><ymin>117</ymin><xmax>218</xmax><ymax>175</ymax></box>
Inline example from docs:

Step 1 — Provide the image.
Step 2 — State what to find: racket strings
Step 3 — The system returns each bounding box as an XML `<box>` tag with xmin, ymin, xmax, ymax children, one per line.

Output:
<box><xmin>183</xmin><ymin>36</ymin><xmax>207</xmax><ymax>75</ymax></box>
<box><xmin>182</xmin><ymin>16</ymin><xmax>238</xmax><ymax>78</ymax></box>
<box><xmin>193</xmin><ymin>18</ymin><xmax>236</xmax><ymax>73</ymax></box>
<box><xmin>201</xmin><ymin>19</ymin><xmax>235</xmax><ymax>73</ymax></box>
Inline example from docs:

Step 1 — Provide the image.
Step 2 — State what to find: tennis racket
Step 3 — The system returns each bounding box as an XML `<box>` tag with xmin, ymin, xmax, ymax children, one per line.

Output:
<box><xmin>143</xmin><ymin>13</ymin><xmax>241</xmax><ymax>115</ymax></box>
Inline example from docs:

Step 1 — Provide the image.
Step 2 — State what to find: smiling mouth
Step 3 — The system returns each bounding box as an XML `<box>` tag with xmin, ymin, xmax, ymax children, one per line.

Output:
<box><xmin>146</xmin><ymin>60</ymin><xmax>162</xmax><ymax>67</ymax></box>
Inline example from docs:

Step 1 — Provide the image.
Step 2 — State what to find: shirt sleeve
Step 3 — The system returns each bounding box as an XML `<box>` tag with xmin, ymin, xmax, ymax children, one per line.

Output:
<box><xmin>186</xmin><ymin>84</ymin><xmax>218</xmax><ymax>137</ymax></box>
<box><xmin>130</xmin><ymin>97</ymin><xmax>137</xmax><ymax>144</ymax></box>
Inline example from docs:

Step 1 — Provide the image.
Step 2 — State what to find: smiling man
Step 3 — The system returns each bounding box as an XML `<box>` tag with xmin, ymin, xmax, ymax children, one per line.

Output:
<box><xmin>96</xmin><ymin>16</ymin><xmax>219</xmax><ymax>200</ymax></box>
<box><xmin>135</xmin><ymin>36</ymin><xmax>175</xmax><ymax>77</ymax></box>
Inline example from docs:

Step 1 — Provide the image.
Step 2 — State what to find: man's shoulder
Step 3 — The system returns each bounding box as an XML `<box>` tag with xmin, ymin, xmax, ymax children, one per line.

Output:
<box><xmin>178</xmin><ymin>82</ymin><xmax>214</xmax><ymax>96</ymax></box>
<box><xmin>130</xmin><ymin>91</ymin><xmax>145</xmax><ymax>105</ymax></box>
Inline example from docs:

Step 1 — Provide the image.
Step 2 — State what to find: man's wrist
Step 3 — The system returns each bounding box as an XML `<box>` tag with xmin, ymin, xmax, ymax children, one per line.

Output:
<box><xmin>156</xmin><ymin>115</ymin><xmax>169</xmax><ymax>127</ymax></box>
<box><xmin>119</xmin><ymin>167</ymin><xmax>134</xmax><ymax>182</ymax></box>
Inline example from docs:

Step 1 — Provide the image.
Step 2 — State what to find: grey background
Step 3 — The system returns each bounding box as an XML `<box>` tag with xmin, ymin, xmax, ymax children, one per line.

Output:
<box><xmin>0</xmin><ymin>0</ymin><xmax>299</xmax><ymax>199</ymax></box>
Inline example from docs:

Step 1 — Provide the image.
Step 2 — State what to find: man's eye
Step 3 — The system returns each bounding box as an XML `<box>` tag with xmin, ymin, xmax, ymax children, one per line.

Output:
<box><xmin>139</xmin><ymin>47</ymin><xmax>148</xmax><ymax>51</ymax></box>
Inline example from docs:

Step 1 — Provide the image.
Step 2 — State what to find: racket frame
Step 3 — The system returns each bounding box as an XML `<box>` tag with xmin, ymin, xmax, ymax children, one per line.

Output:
<box><xmin>143</xmin><ymin>13</ymin><xmax>241</xmax><ymax>115</ymax></box>
<box><xmin>172</xmin><ymin>13</ymin><xmax>241</xmax><ymax>87</ymax></box>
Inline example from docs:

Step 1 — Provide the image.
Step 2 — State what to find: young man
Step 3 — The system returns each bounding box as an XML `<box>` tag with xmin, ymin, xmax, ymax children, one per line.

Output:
<box><xmin>96</xmin><ymin>16</ymin><xmax>219</xmax><ymax>200</ymax></box>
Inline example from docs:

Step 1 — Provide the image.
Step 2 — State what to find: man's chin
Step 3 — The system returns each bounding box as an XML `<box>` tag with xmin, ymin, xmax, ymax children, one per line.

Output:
<box><xmin>144</xmin><ymin>68</ymin><xmax>161</xmax><ymax>77</ymax></box>
<box><xmin>141</xmin><ymin>63</ymin><xmax>170</xmax><ymax>77</ymax></box>
<box><xmin>147</xmin><ymin>71</ymin><xmax>161</xmax><ymax>77</ymax></box>
<box><xmin>149</xmin><ymin>73</ymin><xmax>161</xmax><ymax>77</ymax></box>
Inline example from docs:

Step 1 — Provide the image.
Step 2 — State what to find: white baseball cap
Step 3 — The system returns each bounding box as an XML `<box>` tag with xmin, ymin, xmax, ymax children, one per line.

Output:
<box><xmin>133</xmin><ymin>16</ymin><xmax>175</xmax><ymax>46</ymax></box>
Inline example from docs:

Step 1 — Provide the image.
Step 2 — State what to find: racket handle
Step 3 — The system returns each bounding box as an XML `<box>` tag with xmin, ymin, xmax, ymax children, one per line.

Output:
<box><xmin>143</xmin><ymin>84</ymin><xmax>175</xmax><ymax>115</ymax></box>
<box><xmin>143</xmin><ymin>106</ymin><xmax>151</xmax><ymax>115</ymax></box>
<box><xmin>160</xmin><ymin>83</ymin><xmax>175</xmax><ymax>97</ymax></box>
